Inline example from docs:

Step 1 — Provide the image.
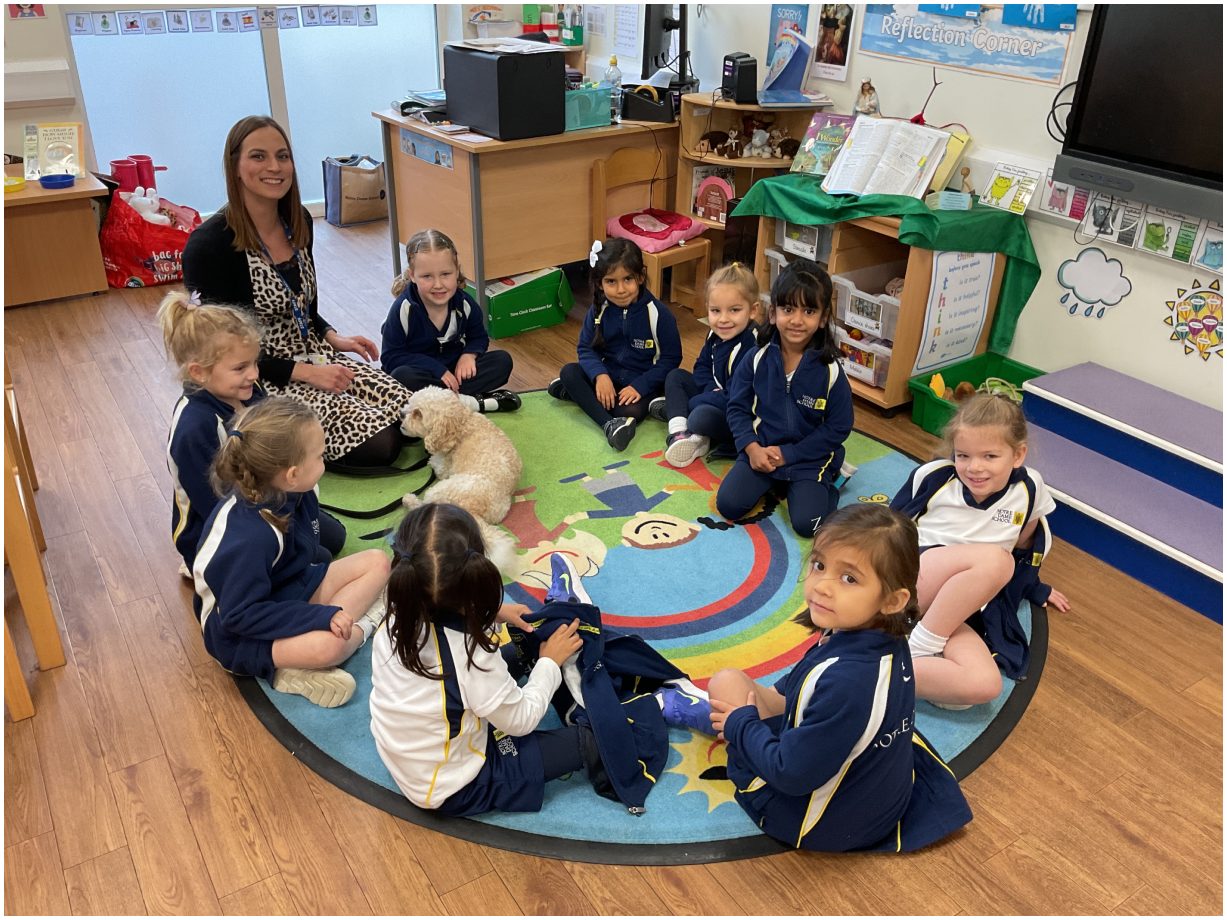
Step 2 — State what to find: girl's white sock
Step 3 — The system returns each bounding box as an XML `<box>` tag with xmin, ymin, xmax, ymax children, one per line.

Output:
<box><xmin>908</xmin><ymin>622</ymin><xmax>948</xmax><ymax>658</ymax></box>
<box><xmin>459</xmin><ymin>394</ymin><xmax>481</xmax><ymax>413</ymax></box>
<box><xmin>668</xmin><ymin>417</ymin><xmax>688</xmax><ymax>435</ymax></box>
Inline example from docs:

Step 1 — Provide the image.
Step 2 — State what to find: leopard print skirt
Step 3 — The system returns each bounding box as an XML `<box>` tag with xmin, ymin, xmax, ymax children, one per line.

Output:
<box><xmin>246</xmin><ymin>250</ymin><xmax>408</xmax><ymax>460</ymax></box>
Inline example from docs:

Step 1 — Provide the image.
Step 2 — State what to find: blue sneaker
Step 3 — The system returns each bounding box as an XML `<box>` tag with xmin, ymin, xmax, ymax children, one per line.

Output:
<box><xmin>544</xmin><ymin>553</ymin><xmax>591</xmax><ymax>605</ymax></box>
<box><xmin>658</xmin><ymin>686</ymin><xmax>715</xmax><ymax>735</ymax></box>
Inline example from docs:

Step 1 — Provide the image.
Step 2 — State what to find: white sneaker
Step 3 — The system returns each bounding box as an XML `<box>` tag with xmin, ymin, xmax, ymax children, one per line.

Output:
<box><xmin>930</xmin><ymin>700</ymin><xmax>975</xmax><ymax>711</ymax></box>
<box><xmin>272</xmin><ymin>667</ymin><xmax>356</xmax><ymax>708</ymax></box>
<box><xmin>355</xmin><ymin>591</ymin><xmax>387</xmax><ymax>642</ymax></box>
<box><xmin>664</xmin><ymin>433</ymin><xmax>710</xmax><ymax>468</ymax></box>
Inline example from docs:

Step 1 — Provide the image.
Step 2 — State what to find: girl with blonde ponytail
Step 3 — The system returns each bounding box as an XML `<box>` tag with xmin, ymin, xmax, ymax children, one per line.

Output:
<box><xmin>159</xmin><ymin>289</ymin><xmax>345</xmax><ymax>573</ymax></box>
<box><xmin>194</xmin><ymin>397</ymin><xmax>389</xmax><ymax>708</ymax></box>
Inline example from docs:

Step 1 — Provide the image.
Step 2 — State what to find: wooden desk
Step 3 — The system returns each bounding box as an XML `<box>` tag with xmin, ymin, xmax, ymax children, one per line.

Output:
<box><xmin>373</xmin><ymin>110</ymin><xmax>678</xmax><ymax>310</ymax></box>
<box><xmin>4</xmin><ymin>166</ymin><xmax>109</xmax><ymax>308</ymax></box>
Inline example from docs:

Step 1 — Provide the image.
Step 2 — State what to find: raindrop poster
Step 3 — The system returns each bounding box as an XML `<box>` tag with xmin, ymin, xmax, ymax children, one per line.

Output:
<box><xmin>858</xmin><ymin>4</ymin><xmax>1074</xmax><ymax>84</ymax></box>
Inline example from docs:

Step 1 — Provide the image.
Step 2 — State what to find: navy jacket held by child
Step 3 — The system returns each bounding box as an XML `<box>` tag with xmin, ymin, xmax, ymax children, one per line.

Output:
<box><xmin>193</xmin><ymin>490</ymin><xmax>338</xmax><ymax>679</ymax></box>
<box><xmin>688</xmin><ymin>327</ymin><xmax>758</xmax><ymax>412</ymax></box>
<box><xmin>577</xmin><ymin>289</ymin><xmax>682</xmax><ymax>397</ymax></box>
<box><xmin>726</xmin><ymin>341</ymin><xmax>854</xmax><ymax>482</ymax></box>
<box><xmin>380</xmin><ymin>283</ymin><xmax>490</xmax><ymax>378</ymax></box>
<box><xmin>167</xmin><ymin>385</ymin><xmax>265</xmax><ymax>570</ymax></box>
<box><xmin>509</xmin><ymin>599</ymin><xmax>685</xmax><ymax>814</ymax></box>
<box><xmin>723</xmin><ymin>627</ymin><xmax>971</xmax><ymax>852</ymax></box>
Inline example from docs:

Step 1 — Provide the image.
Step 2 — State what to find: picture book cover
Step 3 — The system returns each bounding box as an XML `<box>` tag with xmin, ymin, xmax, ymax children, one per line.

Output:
<box><xmin>766</xmin><ymin>4</ymin><xmax>809</xmax><ymax>69</ymax></box>
<box><xmin>790</xmin><ymin>111</ymin><xmax>856</xmax><ymax>177</ymax></box>
<box><xmin>692</xmin><ymin>165</ymin><xmax>737</xmax><ymax>223</ymax></box>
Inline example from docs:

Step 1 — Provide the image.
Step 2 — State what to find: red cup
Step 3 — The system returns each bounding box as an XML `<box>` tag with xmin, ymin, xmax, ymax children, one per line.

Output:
<box><xmin>109</xmin><ymin>158</ymin><xmax>139</xmax><ymax>193</ymax></box>
<box><xmin>128</xmin><ymin>154</ymin><xmax>166</xmax><ymax>190</ymax></box>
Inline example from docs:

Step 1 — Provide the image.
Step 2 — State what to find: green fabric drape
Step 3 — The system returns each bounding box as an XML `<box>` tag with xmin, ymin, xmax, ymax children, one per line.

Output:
<box><xmin>732</xmin><ymin>173</ymin><xmax>1041</xmax><ymax>353</ymax></box>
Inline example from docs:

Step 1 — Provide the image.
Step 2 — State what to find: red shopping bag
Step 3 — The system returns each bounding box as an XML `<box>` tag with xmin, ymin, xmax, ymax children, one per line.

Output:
<box><xmin>100</xmin><ymin>191</ymin><xmax>202</xmax><ymax>288</ymax></box>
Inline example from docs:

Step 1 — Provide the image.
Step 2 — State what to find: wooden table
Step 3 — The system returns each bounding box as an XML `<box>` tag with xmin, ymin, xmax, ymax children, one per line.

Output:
<box><xmin>373</xmin><ymin>109</ymin><xmax>679</xmax><ymax>311</ymax></box>
<box><xmin>4</xmin><ymin>165</ymin><xmax>109</xmax><ymax>308</ymax></box>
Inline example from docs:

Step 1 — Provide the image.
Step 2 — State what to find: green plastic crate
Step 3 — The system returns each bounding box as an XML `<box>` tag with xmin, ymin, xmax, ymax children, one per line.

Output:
<box><xmin>908</xmin><ymin>352</ymin><xmax>1044</xmax><ymax>437</ymax></box>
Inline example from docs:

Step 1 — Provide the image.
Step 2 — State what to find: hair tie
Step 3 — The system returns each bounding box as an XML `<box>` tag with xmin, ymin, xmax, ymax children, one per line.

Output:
<box><xmin>188</xmin><ymin>290</ymin><xmax>202</xmax><ymax>306</ymax></box>
<box><xmin>227</xmin><ymin>429</ymin><xmax>243</xmax><ymax>440</ymax></box>
<box><xmin>392</xmin><ymin>547</ymin><xmax>412</xmax><ymax>566</ymax></box>
<box><xmin>589</xmin><ymin>239</ymin><xmax>603</xmax><ymax>268</ymax></box>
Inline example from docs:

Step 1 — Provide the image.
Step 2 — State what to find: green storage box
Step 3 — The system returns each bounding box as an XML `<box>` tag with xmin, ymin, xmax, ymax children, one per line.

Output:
<box><xmin>908</xmin><ymin>352</ymin><xmax>1043</xmax><ymax>437</ymax></box>
<box><xmin>467</xmin><ymin>266</ymin><xmax>574</xmax><ymax>339</ymax></box>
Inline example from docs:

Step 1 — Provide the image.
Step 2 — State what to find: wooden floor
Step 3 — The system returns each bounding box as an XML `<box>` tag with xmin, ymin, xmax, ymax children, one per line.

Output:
<box><xmin>4</xmin><ymin>218</ymin><xmax>1222</xmax><ymax>916</ymax></box>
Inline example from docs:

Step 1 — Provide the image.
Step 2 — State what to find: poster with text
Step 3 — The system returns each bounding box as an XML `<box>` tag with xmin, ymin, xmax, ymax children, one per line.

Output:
<box><xmin>912</xmin><ymin>250</ymin><xmax>995</xmax><ymax>375</ymax></box>
<box><xmin>809</xmin><ymin>3</ymin><xmax>854</xmax><ymax>83</ymax></box>
<box><xmin>400</xmin><ymin>129</ymin><xmax>454</xmax><ymax>170</ymax></box>
<box><xmin>858</xmin><ymin>4</ymin><xmax>1072</xmax><ymax>84</ymax></box>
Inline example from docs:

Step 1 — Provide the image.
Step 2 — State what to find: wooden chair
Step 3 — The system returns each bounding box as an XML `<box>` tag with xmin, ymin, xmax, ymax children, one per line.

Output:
<box><xmin>4</xmin><ymin>372</ymin><xmax>64</xmax><ymax>721</ymax></box>
<box><xmin>591</xmin><ymin>147</ymin><xmax>711</xmax><ymax>314</ymax></box>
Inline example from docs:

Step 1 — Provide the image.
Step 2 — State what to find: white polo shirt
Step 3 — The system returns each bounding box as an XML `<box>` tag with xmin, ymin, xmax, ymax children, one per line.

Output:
<box><xmin>908</xmin><ymin>460</ymin><xmax>1055</xmax><ymax>552</ymax></box>
<box><xmin>369</xmin><ymin>620</ymin><xmax>561</xmax><ymax>810</ymax></box>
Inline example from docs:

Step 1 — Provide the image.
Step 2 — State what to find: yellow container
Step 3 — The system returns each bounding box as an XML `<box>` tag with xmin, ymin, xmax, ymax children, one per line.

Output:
<box><xmin>4</xmin><ymin>176</ymin><xmax>27</xmax><ymax>194</ymax></box>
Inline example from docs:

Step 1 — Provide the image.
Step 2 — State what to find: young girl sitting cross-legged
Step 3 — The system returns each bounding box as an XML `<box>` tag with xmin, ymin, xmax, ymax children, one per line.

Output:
<box><xmin>708</xmin><ymin>504</ymin><xmax>972</xmax><ymax>853</ymax></box>
<box><xmin>194</xmin><ymin>397</ymin><xmax>389</xmax><ymax>708</ymax></box>
<box><xmin>718</xmin><ymin>259</ymin><xmax>853</xmax><ymax>537</ymax></box>
<box><xmin>648</xmin><ymin>261</ymin><xmax>760</xmax><ymax>468</ymax></box>
<box><xmin>380</xmin><ymin>228</ymin><xmax>521</xmax><ymax>414</ymax></box>
<box><xmin>547</xmin><ymin>238</ymin><xmax>682</xmax><ymax>451</ymax></box>
<box><xmin>159</xmin><ymin>290</ymin><xmax>345</xmax><ymax>573</ymax></box>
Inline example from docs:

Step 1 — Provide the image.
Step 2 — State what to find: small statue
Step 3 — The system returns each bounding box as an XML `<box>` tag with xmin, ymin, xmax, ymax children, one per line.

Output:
<box><xmin>855</xmin><ymin>78</ymin><xmax>880</xmax><ymax>117</ymax></box>
<box><xmin>960</xmin><ymin>166</ymin><xmax>975</xmax><ymax>197</ymax></box>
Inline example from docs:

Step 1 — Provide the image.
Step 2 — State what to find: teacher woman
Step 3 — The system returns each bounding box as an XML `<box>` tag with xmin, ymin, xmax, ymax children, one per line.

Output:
<box><xmin>183</xmin><ymin>115</ymin><xmax>409</xmax><ymax>467</ymax></box>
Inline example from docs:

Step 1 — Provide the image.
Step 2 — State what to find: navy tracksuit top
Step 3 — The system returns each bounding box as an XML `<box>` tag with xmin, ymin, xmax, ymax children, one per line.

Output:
<box><xmin>577</xmin><ymin>289</ymin><xmax>682</xmax><ymax>397</ymax></box>
<box><xmin>167</xmin><ymin>385</ymin><xmax>265</xmax><ymax>570</ymax></box>
<box><xmin>380</xmin><ymin>283</ymin><xmax>489</xmax><ymax>379</ymax></box>
<box><xmin>193</xmin><ymin>490</ymin><xmax>338</xmax><ymax>642</ymax></box>
<box><xmin>726</xmin><ymin>339</ymin><xmax>854</xmax><ymax>481</ymax></box>
<box><xmin>688</xmin><ymin>326</ymin><xmax>758</xmax><ymax>413</ymax></box>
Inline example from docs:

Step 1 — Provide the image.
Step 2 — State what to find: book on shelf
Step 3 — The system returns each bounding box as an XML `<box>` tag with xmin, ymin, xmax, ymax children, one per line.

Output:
<box><xmin>757</xmin><ymin>89</ymin><xmax>832</xmax><ymax>108</ymax></box>
<box><xmin>761</xmin><ymin>17</ymin><xmax>813</xmax><ymax>96</ymax></box>
<box><xmin>928</xmin><ymin>130</ymin><xmax>971</xmax><ymax>194</ymax></box>
<box><xmin>821</xmin><ymin>118</ymin><xmax>951</xmax><ymax>199</ymax></box>
<box><xmin>790</xmin><ymin>112</ymin><xmax>856</xmax><ymax>178</ymax></box>
<box><xmin>692</xmin><ymin>165</ymin><xmax>737</xmax><ymax>224</ymax></box>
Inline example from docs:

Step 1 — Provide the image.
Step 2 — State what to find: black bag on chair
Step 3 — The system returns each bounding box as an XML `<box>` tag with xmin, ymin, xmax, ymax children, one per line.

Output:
<box><xmin>322</xmin><ymin>155</ymin><xmax>388</xmax><ymax>227</ymax></box>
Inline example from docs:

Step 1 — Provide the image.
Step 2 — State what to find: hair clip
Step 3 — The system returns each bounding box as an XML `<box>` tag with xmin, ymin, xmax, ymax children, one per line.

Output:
<box><xmin>227</xmin><ymin>428</ymin><xmax>243</xmax><ymax>440</ymax></box>
<box><xmin>188</xmin><ymin>290</ymin><xmax>202</xmax><ymax>306</ymax></box>
<box><xmin>589</xmin><ymin>239</ymin><xmax>603</xmax><ymax>268</ymax></box>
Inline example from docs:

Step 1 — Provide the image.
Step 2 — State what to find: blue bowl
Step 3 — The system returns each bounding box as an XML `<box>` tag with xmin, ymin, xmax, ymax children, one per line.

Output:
<box><xmin>39</xmin><ymin>173</ymin><xmax>75</xmax><ymax>189</ymax></box>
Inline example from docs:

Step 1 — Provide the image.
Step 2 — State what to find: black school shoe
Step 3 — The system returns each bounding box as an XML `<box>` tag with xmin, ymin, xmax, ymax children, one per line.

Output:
<box><xmin>647</xmin><ymin>396</ymin><xmax>668</xmax><ymax>422</ymax></box>
<box><xmin>479</xmin><ymin>389</ymin><xmax>522</xmax><ymax>412</ymax></box>
<box><xmin>547</xmin><ymin>378</ymin><xmax>570</xmax><ymax>401</ymax></box>
<box><xmin>604</xmin><ymin>417</ymin><xmax>636</xmax><ymax>451</ymax></box>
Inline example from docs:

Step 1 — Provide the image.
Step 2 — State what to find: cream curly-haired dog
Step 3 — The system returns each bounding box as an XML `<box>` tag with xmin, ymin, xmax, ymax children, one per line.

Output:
<box><xmin>400</xmin><ymin>387</ymin><xmax>522</xmax><ymax>572</ymax></box>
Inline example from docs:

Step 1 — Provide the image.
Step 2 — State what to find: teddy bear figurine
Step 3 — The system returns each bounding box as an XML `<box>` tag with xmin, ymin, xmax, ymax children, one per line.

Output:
<box><xmin>714</xmin><ymin>127</ymin><xmax>742</xmax><ymax>159</ymax></box>
<box><xmin>742</xmin><ymin>127</ymin><xmax>772</xmax><ymax>158</ymax></box>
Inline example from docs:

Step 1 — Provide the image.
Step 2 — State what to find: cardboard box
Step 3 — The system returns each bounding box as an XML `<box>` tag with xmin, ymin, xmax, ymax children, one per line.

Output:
<box><xmin>467</xmin><ymin>266</ymin><xmax>574</xmax><ymax>338</ymax></box>
<box><xmin>443</xmin><ymin>44</ymin><xmax>565</xmax><ymax>140</ymax></box>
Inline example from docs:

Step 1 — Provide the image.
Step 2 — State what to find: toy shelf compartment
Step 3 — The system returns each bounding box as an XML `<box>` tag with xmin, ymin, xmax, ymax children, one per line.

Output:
<box><xmin>832</xmin><ymin>259</ymin><xmax>907</xmax><ymax>340</ymax></box>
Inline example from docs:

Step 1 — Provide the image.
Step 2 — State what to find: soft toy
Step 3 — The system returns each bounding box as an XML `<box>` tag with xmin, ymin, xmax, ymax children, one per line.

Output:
<box><xmin>742</xmin><ymin>128</ymin><xmax>772</xmax><ymax>158</ymax></box>
<box><xmin>714</xmin><ymin>128</ymin><xmax>741</xmax><ymax>159</ymax></box>
<box><xmin>696</xmin><ymin>130</ymin><xmax>725</xmax><ymax>155</ymax></box>
<box><xmin>123</xmin><ymin>186</ymin><xmax>172</xmax><ymax>226</ymax></box>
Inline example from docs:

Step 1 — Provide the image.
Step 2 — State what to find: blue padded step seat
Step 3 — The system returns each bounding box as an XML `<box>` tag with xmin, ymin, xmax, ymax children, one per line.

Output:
<box><xmin>1023</xmin><ymin>362</ymin><xmax>1223</xmax><ymax>508</ymax></box>
<box><xmin>1028</xmin><ymin>425</ymin><xmax>1223</xmax><ymax>622</ymax></box>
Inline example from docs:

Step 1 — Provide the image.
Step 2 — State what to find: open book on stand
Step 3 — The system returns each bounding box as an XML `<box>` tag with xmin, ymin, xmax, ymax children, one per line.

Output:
<box><xmin>821</xmin><ymin>118</ymin><xmax>951</xmax><ymax>199</ymax></box>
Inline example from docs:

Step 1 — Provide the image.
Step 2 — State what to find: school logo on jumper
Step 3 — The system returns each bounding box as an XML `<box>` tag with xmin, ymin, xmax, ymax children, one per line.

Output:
<box><xmin>312</xmin><ymin>519</ymin><xmax>320</xmax><ymax>535</ymax></box>
<box><xmin>1165</xmin><ymin>278</ymin><xmax>1223</xmax><ymax>362</ymax></box>
<box><xmin>795</xmin><ymin>394</ymin><xmax>827</xmax><ymax>411</ymax></box>
<box><xmin>633</xmin><ymin>338</ymin><xmax>655</xmax><ymax>350</ymax></box>
<box><xmin>992</xmin><ymin>508</ymin><xmax>1024</xmax><ymax>525</ymax></box>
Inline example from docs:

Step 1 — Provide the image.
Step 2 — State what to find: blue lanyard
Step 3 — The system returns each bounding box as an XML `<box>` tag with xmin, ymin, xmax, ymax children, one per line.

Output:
<box><xmin>259</xmin><ymin>223</ymin><xmax>311</xmax><ymax>342</ymax></box>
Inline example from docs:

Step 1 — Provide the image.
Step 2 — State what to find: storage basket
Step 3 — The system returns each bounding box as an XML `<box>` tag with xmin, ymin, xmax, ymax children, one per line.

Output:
<box><xmin>831</xmin><ymin>260</ymin><xmax>907</xmax><ymax>339</ymax></box>
<box><xmin>907</xmin><ymin>352</ymin><xmax>1044</xmax><ymax>436</ymax></box>
<box><xmin>565</xmin><ymin>85</ymin><xmax>612</xmax><ymax>131</ymax></box>
<box><xmin>836</xmin><ymin>325</ymin><xmax>892</xmax><ymax>388</ymax></box>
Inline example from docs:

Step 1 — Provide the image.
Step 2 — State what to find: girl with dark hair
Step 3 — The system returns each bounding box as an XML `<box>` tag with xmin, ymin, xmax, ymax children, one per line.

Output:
<box><xmin>717</xmin><ymin>258</ymin><xmax>853</xmax><ymax>537</ymax></box>
<box><xmin>183</xmin><ymin>115</ymin><xmax>412</xmax><ymax>468</ymax></box>
<box><xmin>369</xmin><ymin>502</ymin><xmax>599</xmax><ymax>816</ymax></box>
<box><xmin>547</xmin><ymin>238</ymin><xmax>682</xmax><ymax>450</ymax></box>
<box><xmin>707</xmin><ymin>504</ymin><xmax>972</xmax><ymax>853</ymax></box>
<box><xmin>380</xmin><ymin>228</ymin><xmax>520</xmax><ymax>413</ymax></box>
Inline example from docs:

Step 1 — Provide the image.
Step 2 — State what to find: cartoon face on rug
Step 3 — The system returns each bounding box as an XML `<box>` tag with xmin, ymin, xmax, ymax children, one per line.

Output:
<box><xmin>621</xmin><ymin>512</ymin><xmax>699</xmax><ymax>549</ymax></box>
<box><xmin>514</xmin><ymin>529</ymin><xmax>608</xmax><ymax>591</ymax></box>
<box><xmin>399</xmin><ymin>386</ymin><xmax>523</xmax><ymax>570</ymax></box>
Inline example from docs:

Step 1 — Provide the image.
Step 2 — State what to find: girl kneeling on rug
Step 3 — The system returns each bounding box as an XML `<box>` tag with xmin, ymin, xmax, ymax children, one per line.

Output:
<box><xmin>194</xmin><ymin>398</ymin><xmax>389</xmax><ymax>708</ymax></box>
<box><xmin>708</xmin><ymin>504</ymin><xmax>972</xmax><ymax>852</ymax></box>
<box><xmin>718</xmin><ymin>259</ymin><xmax>853</xmax><ymax>537</ymax></box>
<box><xmin>547</xmin><ymin>238</ymin><xmax>682</xmax><ymax>451</ymax></box>
<box><xmin>890</xmin><ymin>392</ymin><xmax>1070</xmax><ymax>709</ymax></box>
<box><xmin>371</xmin><ymin>503</ymin><xmax>602</xmax><ymax>816</ymax></box>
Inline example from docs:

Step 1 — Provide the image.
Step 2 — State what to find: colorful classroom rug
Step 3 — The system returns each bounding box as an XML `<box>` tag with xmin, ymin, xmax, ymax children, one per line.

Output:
<box><xmin>238</xmin><ymin>391</ymin><xmax>1047</xmax><ymax>865</ymax></box>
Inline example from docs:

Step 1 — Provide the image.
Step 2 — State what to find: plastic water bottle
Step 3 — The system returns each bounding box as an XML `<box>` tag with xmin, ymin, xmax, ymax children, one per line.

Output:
<box><xmin>604</xmin><ymin>54</ymin><xmax>623</xmax><ymax>124</ymax></box>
